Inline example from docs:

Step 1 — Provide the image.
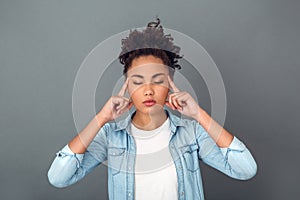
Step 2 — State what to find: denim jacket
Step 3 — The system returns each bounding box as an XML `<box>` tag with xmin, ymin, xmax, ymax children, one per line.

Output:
<box><xmin>48</xmin><ymin>109</ymin><xmax>257</xmax><ymax>200</ymax></box>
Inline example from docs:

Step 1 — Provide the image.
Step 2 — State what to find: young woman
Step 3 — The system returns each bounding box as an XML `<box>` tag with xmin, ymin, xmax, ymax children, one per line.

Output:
<box><xmin>48</xmin><ymin>18</ymin><xmax>257</xmax><ymax>200</ymax></box>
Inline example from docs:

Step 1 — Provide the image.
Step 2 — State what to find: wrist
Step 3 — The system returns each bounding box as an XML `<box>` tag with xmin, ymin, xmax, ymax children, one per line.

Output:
<box><xmin>95</xmin><ymin>112</ymin><xmax>109</xmax><ymax>127</ymax></box>
<box><xmin>195</xmin><ymin>107</ymin><xmax>205</xmax><ymax>123</ymax></box>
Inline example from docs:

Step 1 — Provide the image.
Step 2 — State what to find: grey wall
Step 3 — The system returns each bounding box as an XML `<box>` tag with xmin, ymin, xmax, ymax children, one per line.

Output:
<box><xmin>1</xmin><ymin>0</ymin><xmax>299</xmax><ymax>199</ymax></box>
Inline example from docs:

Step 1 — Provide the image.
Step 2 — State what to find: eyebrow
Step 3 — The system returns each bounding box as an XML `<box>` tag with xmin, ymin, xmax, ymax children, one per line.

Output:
<box><xmin>130</xmin><ymin>73</ymin><xmax>166</xmax><ymax>79</ymax></box>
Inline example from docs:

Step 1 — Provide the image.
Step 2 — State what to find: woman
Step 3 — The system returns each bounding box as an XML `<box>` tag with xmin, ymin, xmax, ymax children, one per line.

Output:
<box><xmin>48</xmin><ymin>18</ymin><xmax>257</xmax><ymax>200</ymax></box>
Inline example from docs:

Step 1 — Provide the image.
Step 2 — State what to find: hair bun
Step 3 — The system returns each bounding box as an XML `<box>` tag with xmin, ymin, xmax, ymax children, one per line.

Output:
<box><xmin>147</xmin><ymin>17</ymin><xmax>161</xmax><ymax>28</ymax></box>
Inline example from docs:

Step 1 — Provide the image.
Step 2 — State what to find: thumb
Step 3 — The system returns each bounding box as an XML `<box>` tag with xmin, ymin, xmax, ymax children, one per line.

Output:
<box><xmin>128</xmin><ymin>101</ymin><xmax>133</xmax><ymax>109</ymax></box>
<box><xmin>165</xmin><ymin>101</ymin><xmax>173</xmax><ymax>109</ymax></box>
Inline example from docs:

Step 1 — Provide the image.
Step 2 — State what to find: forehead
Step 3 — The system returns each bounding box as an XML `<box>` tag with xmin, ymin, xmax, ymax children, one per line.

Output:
<box><xmin>127</xmin><ymin>55</ymin><xmax>169</xmax><ymax>77</ymax></box>
<box><xmin>127</xmin><ymin>63</ymin><xmax>169</xmax><ymax>78</ymax></box>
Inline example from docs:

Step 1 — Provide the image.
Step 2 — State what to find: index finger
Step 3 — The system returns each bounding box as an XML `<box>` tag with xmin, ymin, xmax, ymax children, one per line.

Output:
<box><xmin>118</xmin><ymin>78</ymin><xmax>129</xmax><ymax>96</ymax></box>
<box><xmin>167</xmin><ymin>75</ymin><xmax>180</xmax><ymax>92</ymax></box>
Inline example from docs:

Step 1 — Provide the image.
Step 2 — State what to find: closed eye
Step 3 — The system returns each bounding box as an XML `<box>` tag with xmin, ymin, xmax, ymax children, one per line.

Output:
<box><xmin>132</xmin><ymin>80</ymin><xmax>164</xmax><ymax>85</ymax></box>
<box><xmin>133</xmin><ymin>82</ymin><xmax>143</xmax><ymax>85</ymax></box>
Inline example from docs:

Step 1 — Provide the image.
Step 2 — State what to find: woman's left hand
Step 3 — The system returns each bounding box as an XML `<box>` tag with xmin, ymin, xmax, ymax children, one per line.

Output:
<box><xmin>165</xmin><ymin>76</ymin><xmax>201</xmax><ymax>121</ymax></box>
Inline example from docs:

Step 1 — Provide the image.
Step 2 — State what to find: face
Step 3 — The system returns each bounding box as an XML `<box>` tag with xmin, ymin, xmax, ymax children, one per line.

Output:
<box><xmin>126</xmin><ymin>55</ymin><xmax>170</xmax><ymax>115</ymax></box>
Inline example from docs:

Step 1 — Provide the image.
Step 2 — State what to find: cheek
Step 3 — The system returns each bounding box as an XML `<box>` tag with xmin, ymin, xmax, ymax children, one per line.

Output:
<box><xmin>156</xmin><ymin>87</ymin><xmax>169</xmax><ymax>100</ymax></box>
<box><xmin>128</xmin><ymin>83</ymin><xmax>136</xmax><ymax>94</ymax></box>
<box><xmin>128</xmin><ymin>85</ymin><xmax>142</xmax><ymax>99</ymax></box>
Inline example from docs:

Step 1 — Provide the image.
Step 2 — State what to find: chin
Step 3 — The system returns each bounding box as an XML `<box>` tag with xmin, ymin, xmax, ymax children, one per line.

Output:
<box><xmin>142</xmin><ymin>104</ymin><xmax>165</xmax><ymax>114</ymax></box>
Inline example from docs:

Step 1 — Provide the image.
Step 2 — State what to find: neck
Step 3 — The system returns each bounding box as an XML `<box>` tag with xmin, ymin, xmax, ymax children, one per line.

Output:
<box><xmin>132</xmin><ymin>109</ymin><xmax>167</xmax><ymax>131</ymax></box>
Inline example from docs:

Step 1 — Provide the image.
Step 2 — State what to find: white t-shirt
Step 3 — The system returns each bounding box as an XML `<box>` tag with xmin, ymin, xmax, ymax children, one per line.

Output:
<box><xmin>131</xmin><ymin>117</ymin><xmax>178</xmax><ymax>200</ymax></box>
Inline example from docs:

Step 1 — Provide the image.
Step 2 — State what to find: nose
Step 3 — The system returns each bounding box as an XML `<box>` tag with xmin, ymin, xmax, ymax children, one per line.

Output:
<box><xmin>144</xmin><ymin>84</ymin><xmax>154</xmax><ymax>96</ymax></box>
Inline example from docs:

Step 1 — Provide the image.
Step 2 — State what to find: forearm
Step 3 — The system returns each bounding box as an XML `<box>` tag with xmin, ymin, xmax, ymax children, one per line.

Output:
<box><xmin>194</xmin><ymin>106</ymin><xmax>257</xmax><ymax>180</ymax></box>
<box><xmin>48</xmin><ymin>145</ymin><xmax>84</xmax><ymax>188</ymax></box>
<box><xmin>196</xmin><ymin>107</ymin><xmax>233</xmax><ymax>148</ymax></box>
<box><xmin>201</xmin><ymin>135</ymin><xmax>257</xmax><ymax>180</ymax></box>
<box><xmin>68</xmin><ymin>112</ymin><xmax>108</xmax><ymax>154</ymax></box>
<box><xmin>48</xmin><ymin>144</ymin><xmax>102</xmax><ymax>188</ymax></box>
<box><xmin>48</xmin><ymin>112</ymin><xmax>108</xmax><ymax>187</ymax></box>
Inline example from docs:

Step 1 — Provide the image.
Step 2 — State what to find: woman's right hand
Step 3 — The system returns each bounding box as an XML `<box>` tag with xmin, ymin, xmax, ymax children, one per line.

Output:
<box><xmin>97</xmin><ymin>78</ymin><xmax>133</xmax><ymax>123</ymax></box>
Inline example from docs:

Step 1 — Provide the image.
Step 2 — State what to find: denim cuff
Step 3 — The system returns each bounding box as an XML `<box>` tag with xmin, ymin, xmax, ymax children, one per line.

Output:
<box><xmin>56</xmin><ymin>144</ymin><xmax>84</xmax><ymax>168</ymax></box>
<box><xmin>220</xmin><ymin>136</ymin><xmax>246</xmax><ymax>156</ymax></box>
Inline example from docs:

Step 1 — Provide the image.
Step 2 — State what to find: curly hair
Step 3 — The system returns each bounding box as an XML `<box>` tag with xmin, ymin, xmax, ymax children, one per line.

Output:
<box><xmin>118</xmin><ymin>18</ymin><xmax>183</xmax><ymax>78</ymax></box>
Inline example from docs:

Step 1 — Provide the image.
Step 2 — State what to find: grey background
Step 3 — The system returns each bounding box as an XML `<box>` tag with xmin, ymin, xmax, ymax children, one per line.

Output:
<box><xmin>0</xmin><ymin>0</ymin><xmax>299</xmax><ymax>199</ymax></box>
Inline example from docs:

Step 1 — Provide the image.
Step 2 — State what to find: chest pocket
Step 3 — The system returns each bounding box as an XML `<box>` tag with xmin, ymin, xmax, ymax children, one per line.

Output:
<box><xmin>180</xmin><ymin>143</ymin><xmax>200</xmax><ymax>172</ymax></box>
<box><xmin>108</xmin><ymin>147</ymin><xmax>126</xmax><ymax>175</ymax></box>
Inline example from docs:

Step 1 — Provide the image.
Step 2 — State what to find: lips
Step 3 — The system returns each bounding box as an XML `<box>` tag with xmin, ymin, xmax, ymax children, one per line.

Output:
<box><xmin>142</xmin><ymin>99</ymin><xmax>156</xmax><ymax>106</ymax></box>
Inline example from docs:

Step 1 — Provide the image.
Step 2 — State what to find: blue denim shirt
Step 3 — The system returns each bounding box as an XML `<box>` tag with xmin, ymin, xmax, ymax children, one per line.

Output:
<box><xmin>48</xmin><ymin>109</ymin><xmax>257</xmax><ymax>200</ymax></box>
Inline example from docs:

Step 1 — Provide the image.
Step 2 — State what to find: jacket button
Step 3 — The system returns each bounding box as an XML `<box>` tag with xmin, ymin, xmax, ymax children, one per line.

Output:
<box><xmin>181</xmin><ymin>191</ymin><xmax>184</xmax><ymax>196</ymax></box>
<box><xmin>128</xmin><ymin>192</ymin><xmax>131</xmax><ymax>197</ymax></box>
